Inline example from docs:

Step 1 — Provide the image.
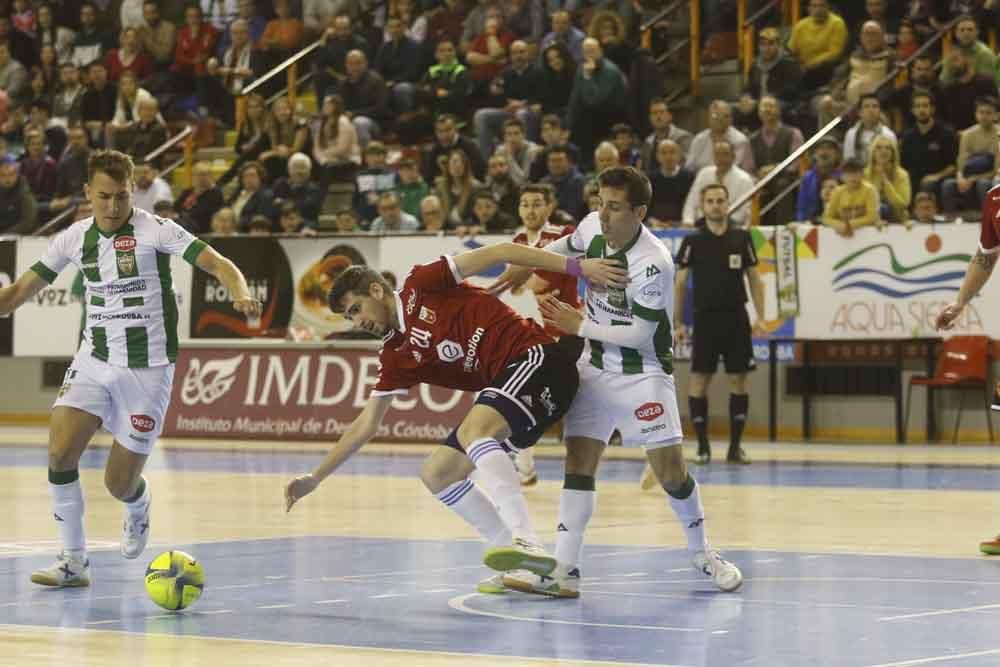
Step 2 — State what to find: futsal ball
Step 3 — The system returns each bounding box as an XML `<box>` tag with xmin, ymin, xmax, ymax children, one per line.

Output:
<box><xmin>144</xmin><ymin>550</ymin><xmax>205</xmax><ymax>611</ymax></box>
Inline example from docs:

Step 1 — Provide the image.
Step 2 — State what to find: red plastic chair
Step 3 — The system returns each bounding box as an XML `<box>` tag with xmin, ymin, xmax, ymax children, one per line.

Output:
<box><xmin>904</xmin><ymin>336</ymin><xmax>994</xmax><ymax>443</ymax></box>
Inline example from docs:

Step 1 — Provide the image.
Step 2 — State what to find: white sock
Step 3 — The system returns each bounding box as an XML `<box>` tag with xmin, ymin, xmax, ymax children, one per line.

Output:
<box><xmin>124</xmin><ymin>476</ymin><xmax>150</xmax><ymax>517</ymax></box>
<box><xmin>468</xmin><ymin>438</ymin><xmax>538</xmax><ymax>543</ymax></box>
<box><xmin>50</xmin><ymin>479</ymin><xmax>86</xmax><ymax>558</ymax></box>
<box><xmin>515</xmin><ymin>447</ymin><xmax>535</xmax><ymax>473</ymax></box>
<box><xmin>434</xmin><ymin>478</ymin><xmax>511</xmax><ymax>547</ymax></box>
<box><xmin>666</xmin><ymin>476</ymin><xmax>709</xmax><ymax>553</ymax></box>
<box><xmin>554</xmin><ymin>488</ymin><xmax>595</xmax><ymax>571</ymax></box>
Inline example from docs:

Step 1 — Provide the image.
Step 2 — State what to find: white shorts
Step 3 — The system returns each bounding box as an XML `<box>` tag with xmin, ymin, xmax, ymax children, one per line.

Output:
<box><xmin>562</xmin><ymin>361</ymin><xmax>684</xmax><ymax>449</ymax></box>
<box><xmin>54</xmin><ymin>352</ymin><xmax>175</xmax><ymax>455</ymax></box>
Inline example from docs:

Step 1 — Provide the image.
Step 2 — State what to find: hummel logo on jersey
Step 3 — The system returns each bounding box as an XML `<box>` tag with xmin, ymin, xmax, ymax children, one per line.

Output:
<box><xmin>557</xmin><ymin>523</ymin><xmax>568</xmax><ymax>532</ymax></box>
<box><xmin>645</xmin><ymin>265</ymin><xmax>661</xmax><ymax>278</ymax></box>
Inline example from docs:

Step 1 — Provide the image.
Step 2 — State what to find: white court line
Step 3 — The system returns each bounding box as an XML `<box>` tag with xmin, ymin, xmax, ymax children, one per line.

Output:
<box><xmin>370</xmin><ymin>593</ymin><xmax>407</xmax><ymax>599</ymax></box>
<box><xmin>880</xmin><ymin>604</ymin><xmax>1000</xmax><ymax>622</ymax></box>
<box><xmin>422</xmin><ymin>588</ymin><xmax>457</xmax><ymax>593</ymax></box>
<box><xmin>866</xmin><ymin>648</ymin><xmax>1000</xmax><ymax>666</ymax></box>
<box><xmin>313</xmin><ymin>599</ymin><xmax>347</xmax><ymax>605</ymax></box>
<box><xmin>84</xmin><ymin>619</ymin><xmax>120</xmax><ymax>626</ymax></box>
<box><xmin>448</xmin><ymin>593</ymin><xmax>703</xmax><ymax>635</ymax></box>
<box><xmin>584</xmin><ymin>589</ymin><xmax>928</xmax><ymax>613</ymax></box>
<box><xmin>264</xmin><ymin>575</ymin><xmax>287</xmax><ymax>580</ymax></box>
<box><xmin>144</xmin><ymin>614</ymin><xmax>175</xmax><ymax>620</ymax></box>
<box><xmin>620</xmin><ymin>572</ymin><xmax>648</xmax><ymax>577</ymax></box>
<box><xmin>190</xmin><ymin>609</ymin><xmax>233</xmax><ymax>616</ymax></box>
<box><xmin>754</xmin><ymin>559</ymin><xmax>781</xmax><ymax>564</ymax></box>
<box><xmin>256</xmin><ymin>604</ymin><xmax>293</xmax><ymax>610</ymax></box>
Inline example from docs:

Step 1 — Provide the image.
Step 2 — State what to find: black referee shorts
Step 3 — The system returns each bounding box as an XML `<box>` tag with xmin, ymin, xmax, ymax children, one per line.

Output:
<box><xmin>691</xmin><ymin>309</ymin><xmax>756</xmax><ymax>375</ymax></box>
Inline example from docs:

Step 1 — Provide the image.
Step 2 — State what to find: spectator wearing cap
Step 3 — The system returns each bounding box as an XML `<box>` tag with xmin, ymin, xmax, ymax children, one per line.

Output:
<box><xmin>0</xmin><ymin>159</ymin><xmax>38</xmax><ymax>234</ymax></box>
<box><xmin>796</xmin><ymin>136</ymin><xmax>841</xmax><ymax>222</ymax></box>
<box><xmin>175</xmin><ymin>160</ymin><xmax>225</xmax><ymax>233</ymax></box>
<box><xmin>276</xmin><ymin>200</ymin><xmax>317</xmax><ymax>236</ymax></box>
<box><xmin>639</xmin><ymin>98</ymin><xmax>692</xmax><ymax>172</ymax></box>
<box><xmin>0</xmin><ymin>42</ymin><xmax>30</xmax><ymax>111</ymax></box>
<box><xmin>738</xmin><ymin>27</ymin><xmax>802</xmax><ymax>130</ymax></box>
<box><xmin>397</xmin><ymin>158</ymin><xmax>429</xmax><ymax>220</ymax></box>
<box><xmin>132</xmin><ymin>160</ymin><xmax>173</xmax><ymax>213</ymax></box>
<box><xmin>272</xmin><ymin>153</ymin><xmax>323</xmax><ymax>228</ymax></box>
<box><xmin>370</xmin><ymin>191</ymin><xmax>421</xmax><ymax>232</ymax></box>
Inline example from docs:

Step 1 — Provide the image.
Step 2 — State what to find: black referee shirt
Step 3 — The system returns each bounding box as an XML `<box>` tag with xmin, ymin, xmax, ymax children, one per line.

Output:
<box><xmin>675</xmin><ymin>222</ymin><xmax>758</xmax><ymax>312</ymax></box>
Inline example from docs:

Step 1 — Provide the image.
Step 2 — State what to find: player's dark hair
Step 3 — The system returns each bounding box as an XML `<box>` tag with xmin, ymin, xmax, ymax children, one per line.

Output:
<box><xmin>88</xmin><ymin>149</ymin><xmax>133</xmax><ymax>185</ymax></box>
<box><xmin>328</xmin><ymin>265</ymin><xmax>392</xmax><ymax>313</ymax></box>
<box><xmin>520</xmin><ymin>183</ymin><xmax>555</xmax><ymax>204</ymax></box>
<box><xmin>597</xmin><ymin>166</ymin><xmax>651</xmax><ymax>209</ymax></box>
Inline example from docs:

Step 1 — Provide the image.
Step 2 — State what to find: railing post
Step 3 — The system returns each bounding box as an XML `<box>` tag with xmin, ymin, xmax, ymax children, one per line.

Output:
<box><xmin>641</xmin><ymin>26</ymin><xmax>652</xmax><ymax>50</ymax></box>
<box><xmin>942</xmin><ymin>31</ymin><xmax>952</xmax><ymax>56</ymax></box>
<box><xmin>743</xmin><ymin>24</ymin><xmax>754</xmax><ymax>80</ymax></box>
<box><xmin>690</xmin><ymin>0</ymin><xmax>701</xmax><ymax>97</ymax></box>
<box><xmin>235</xmin><ymin>95</ymin><xmax>247</xmax><ymax>139</ymax></box>
<box><xmin>288</xmin><ymin>62</ymin><xmax>298</xmax><ymax>110</ymax></box>
<box><xmin>751</xmin><ymin>191</ymin><xmax>762</xmax><ymax>226</ymax></box>
<box><xmin>183</xmin><ymin>131</ymin><xmax>195</xmax><ymax>191</ymax></box>
<box><xmin>737</xmin><ymin>0</ymin><xmax>746</xmax><ymax>62</ymax></box>
<box><xmin>790</xmin><ymin>0</ymin><xmax>800</xmax><ymax>24</ymax></box>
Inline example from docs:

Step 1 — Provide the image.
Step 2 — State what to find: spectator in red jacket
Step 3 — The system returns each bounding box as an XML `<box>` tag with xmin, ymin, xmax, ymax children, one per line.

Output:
<box><xmin>172</xmin><ymin>5</ymin><xmax>218</xmax><ymax>95</ymax></box>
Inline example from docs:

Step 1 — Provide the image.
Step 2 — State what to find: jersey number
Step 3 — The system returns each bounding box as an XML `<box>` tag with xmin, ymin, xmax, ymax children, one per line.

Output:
<box><xmin>410</xmin><ymin>327</ymin><xmax>432</xmax><ymax>349</ymax></box>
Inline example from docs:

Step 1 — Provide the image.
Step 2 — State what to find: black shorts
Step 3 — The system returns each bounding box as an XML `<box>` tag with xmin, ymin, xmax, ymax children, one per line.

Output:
<box><xmin>445</xmin><ymin>342</ymin><xmax>580</xmax><ymax>453</ymax></box>
<box><xmin>691</xmin><ymin>309</ymin><xmax>756</xmax><ymax>375</ymax></box>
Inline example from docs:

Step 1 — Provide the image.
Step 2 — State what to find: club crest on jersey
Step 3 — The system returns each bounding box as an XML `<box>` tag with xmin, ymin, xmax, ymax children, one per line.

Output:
<box><xmin>419</xmin><ymin>306</ymin><xmax>437</xmax><ymax>324</ymax></box>
<box><xmin>115</xmin><ymin>236</ymin><xmax>138</xmax><ymax>277</ymax></box>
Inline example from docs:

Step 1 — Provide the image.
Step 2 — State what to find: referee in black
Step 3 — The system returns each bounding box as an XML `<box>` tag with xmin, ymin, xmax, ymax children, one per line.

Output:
<box><xmin>675</xmin><ymin>183</ymin><xmax>767</xmax><ymax>464</ymax></box>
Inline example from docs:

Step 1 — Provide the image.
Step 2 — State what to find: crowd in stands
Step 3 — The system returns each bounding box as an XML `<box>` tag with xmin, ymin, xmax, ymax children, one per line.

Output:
<box><xmin>2</xmin><ymin>0</ymin><xmax>1000</xmax><ymax>237</ymax></box>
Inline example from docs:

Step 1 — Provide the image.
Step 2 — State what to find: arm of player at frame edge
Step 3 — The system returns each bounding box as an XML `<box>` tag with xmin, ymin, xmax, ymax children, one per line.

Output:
<box><xmin>0</xmin><ymin>269</ymin><xmax>50</xmax><ymax>317</ymax></box>
<box><xmin>936</xmin><ymin>247</ymin><xmax>998</xmax><ymax>330</ymax></box>
<box><xmin>284</xmin><ymin>393</ymin><xmax>395</xmax><ymax>512</ymax></box>
<box><xmin>485</xmin><ymin>236</ymin><xmax>580</xmax><ymax>295</ymax></box>
<box><xmin>455</xmin><ymin>241</ymin><xmax>628</xmax><ymax>289</ymax></box>
<box><xmin>194</xmin><ymin>245</ymin><xmax>263</xmax><ymax>317</ymax></box>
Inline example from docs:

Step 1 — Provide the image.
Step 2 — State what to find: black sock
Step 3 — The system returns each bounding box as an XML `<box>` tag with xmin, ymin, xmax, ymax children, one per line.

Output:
<box><xmin>563</xmin><ymin>473</ymin><xmax>596</xmax><ymax>491</ymax></box>
<box><xmin>665</xmin><ymin>472</ymin><xmax>695</xmax><ymax>499</ymax></box>
<box><xmin>689</xmin><ymin>396</ymin><xmax>709</xmax><ymax>452</ymax></box>
<box><xmin>729</xmin><ymin>393</ymin><xmax>749</xmax><ymax>454</ymax></box>
<box><xmin>123</xmin><ymin>476</ymin><xmax>146</xmax><ymax>504</ymax></box>
<box><xmin>48</xmin><ymin>468</ymin><xmax>79</xmax><ymax>485</ymax></box>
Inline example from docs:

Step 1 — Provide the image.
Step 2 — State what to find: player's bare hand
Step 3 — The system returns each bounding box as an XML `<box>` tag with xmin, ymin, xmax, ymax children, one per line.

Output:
<box><xmin>486</xmin><ymin>265</ymin><xmax>534</xmax><ymax>295</ymax></box>
<box><xmin>752</xmin><ymin>321</ymin><xmax>768</xmax><ymax>338</ymax></box>
<box><xmin>935</xmin><ymin>303</ymin><xmax>964</xmax><ymax>330</ymax></box>
<box><xmin>233</xmin><ymin>297</ymin><xmax>263</xmax><ymax>318</ymax></box>
<box><xmin>580</xmin><ymin>258</ymin><xmax>629</xmax><ymax>289</ymax></box>
<box><xmin>674</xmin><ymin>324</ymin><xmax>689</xmax><ymax>348</ymax></box>
<box><xmin>285</xmin><ymin>474</ymin><xmax>319</xmax><ymax>512</ymax></box>
<box><xmin>538</xmin><ymin>293</ymin><xmax>583</xmax><ymax>335</ymax></box>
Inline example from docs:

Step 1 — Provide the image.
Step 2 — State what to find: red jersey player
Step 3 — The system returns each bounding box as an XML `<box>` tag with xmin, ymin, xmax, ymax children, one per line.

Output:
<box><xmin>283</xmin><ymin>241</ymin><xmax>627</xmax><ymax>589</ymax></box>
<box><xmin>935</xmin><ymin>182</ymin><xmax>1000</xmax><ymax>555</ymax></box>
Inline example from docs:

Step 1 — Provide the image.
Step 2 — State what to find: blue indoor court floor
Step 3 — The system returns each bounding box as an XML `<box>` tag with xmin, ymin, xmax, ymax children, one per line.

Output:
<box><xmin>2</xmin><ymin>438</ymin><xmax>1000</xmax><ymax>667</ymax></box>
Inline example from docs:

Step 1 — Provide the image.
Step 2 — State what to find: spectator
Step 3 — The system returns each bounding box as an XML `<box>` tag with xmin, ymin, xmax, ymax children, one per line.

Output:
<box><xmin>423</xmin><ymin>113</ymin><xmax>485</xmax><ymax>183</ymax></box>
<box><xmin>865</xmin><ymin>135</ymin><xmax>911</xmax><ymax>223</ymax></box>
<box><xmin>465</xmin><ymin>7</ymin><xmax>515</xmax><ymax>97</ymax></box>
<box><xmin>540</xmin><ymin>9</ymin><xmax>584</xmax><ymax>64</ymax></box>
<box><xmin>818</xmin><ymin>21</ymin><xmax>895</xmax><ymax>126</ymax></box>
<box><xmin>900</xmin><ymin>91</ymin><xmax>958</xmax><ymax>202</ymax></box>
<box><xmin>311</xmin><ymin>93</ymin><xmax>362</xmax><ymax>188</ymax></box>
<box><xmin>460</xmin><ymin>0</ymin><xmax>496</xmax><ymax>53</ymax></box>
<box><xmin>420</xmin><ymin>39</ymin><xmax>470</xmax><ymax>119</ymax></box>
<box><xmin>473</xmin><ymin>40</ymin><xmax>543</xmax><ymax>159</ymax></box>
<box><xmin>247</xmin><ymin>214</ymin><xmax>273</xmax><ymax>236</ymax></box>
<box><xmin>491</xmin><ymin>118</ymin><xmax>540</xmax><ymax>186</ymax></box>
<box><xmin>888</xmin><ymin>55</ymin><xmax>944</xmax><ymax>129</ymax></box>
<box><xmin>541</xmin><ymin>145</ymin><xmax>586</xmax><ymax>219</ymax></box>
<box><xmin>43</xmin><ymin>124</ymin><xmax>90</xmax><ymax>219</ymax></box>
<box><xmin>593</xmin><ymin>140</ymin><xmax>620</xmax><ymax>176</ymax></box>
<box><xmin>303</xmin><ymin>1</ymin><xmax>352</xmax><ymax>40</ymax></box>
<box><xmin>200</xmin><ymin>17</ymin><xmax>255</xmax><ymax>126</ymax></box>
<box><xmin>35</xmin><ymin>45</ymin><xmax>60</xmax><ymax>100</ymax></box>
<box><xmin>842</xmin><ymin>94</ymin><xmax>896</xmax><ymax>165</ymax></box>
<box><xmin>314</xmin><ymin>14</ymin><xmax>369</xmax><ymax>100</ymax></box>
<box><xmin>370</xmin><ymin>190</ymin><xmax>421</xmax><ymax>232</ymax></box>
<box><xmin>0</xmin><ymin>15</ymin><xmax>35</xmax><ymax>69</ymax></box>
<box><xmin>276</xmin><ymin>200</ymin><xmax>316</xmax><ymax>236</ymax></box>
<box><xmin>272</xmin><ymin>152</ymin><xmax>323</xmax><ymax>228</ymax></box>
<box><xmin>648</xmin><ymin>138</ymin><xmax>695</xmax><ymax>228</ymax></box>
<box><xmin>610</xmin><ymin>123</ymin><xmax>640</xmax><ymax>167</ymax></box>
<box><xmin>209</xmin><ymin>206</ymin><xmax>238</xmax><ymax>235</ymax></box>
<box><xmin>107</xmin><ymin>71</ymin><xmax>154</xmax><ymax>136</ymax></box>
<box><xmin>530</xmin><ymin>113</ymin><xmax>582</xmax><ymax>181</ymax></box>
<box><xmin>426</xmin><ymin>0</ymin><xmax>469</xmax><ymax>48</ymax></box>
<box><xmin>35</xmin><ymin>4</ymin><xmax>76</xmax><ymax>65</ymax></box>
<box><xmin>858</xmin><ymin>0</ymin><xmax>898</xmax><ymax>47</ymax></box>
<box><xmin>374</xmin><ymin>15</ymin><xmax>423</xmax><ymax>114</ymax></box>
<box><xmin>504</xmin><ymin>0</ymin><xmax>544</xmax><ymax>45</ymax></box>
<box><xmin>171</xmin><ymin>5</ymin><xmax>219</xmax><ymax>96</ymax></box>
<box><xmin>788</xmin><ymin>0</ymin><xmax>848</xmax><ymax>94</ymax></box>
<box><xmin>71</xmin><ymin>3</ymin><xmax>112</xmax><ymax>69</ymax></box>
<box><xmin>587</xmin><ymin>9</ymin><xmax>631</xmax><ymax>73</ymax></box>
<box><xmin>910</xmin><ymin>191</ymin><xmax>938</xmax><ymax>225</ymax></box>
<box><xmin>137</xmin><ymin>2</ymin><xmax>177</xmax><ymax>72</ymax></box>
<box><xmin>132</xmin><ymin>160</ymin><xmax>172</xmax><ymax>212</ymax></box>
<box><xmin>80</xmin><ymin>61</ymin><xmax>117</xmax><ymax>146</ymax></box>
<box><xmin>941</xmin><ymin>15</ymin><xmax>995</xmax><ymax>84</ymax></box>
<box><xmin>0</xmin><ymin>41</ymin><xmax>29</xmax><ymax>111</ymax></box>
<box><xmin>25</xmin><ymin>100</ymin><xmax>66</xmax><ymax>160</ymax></box>
<box><xmin>896</xmin><ymin>19</ymin><xmax>918</xmax><ymax>62</ymax></box>
<box><xmin>18</xmin><ymin>128</ymin><xmax>57</xmax><ymax>202</ymax></box>
<box><xmin>354</xmin><ymin>141</ymin><xmax>398</xmax><ymax>224</ymax></box>
<box><xmin>684</xmin><ymin>139</ymin><xmax>755</xmax><ymax>226</ymax></box>
<box><xmin>175</xmin><ymin>160</ymin><xmax>225</xmax><ymax>233</ymax></box>
<box><xmin>215</xmin><ymin>0</ymin><xmax>265</xmax><ymax>57</ymax></box>
<box><xmin>103</xmin><ymin>27</ymin><xmax>152</xmax><ymax>82</ymax></box>
<box><xmin>397</xmin><ymin>158</ymin><xmax>429</xmax><ymax>219</ymax></box>
<box><xmin>459</xmin><ymin>188</ymin><xmax>517</xmax><ymax>236</ymax></box>
<box><xmin>199</xmin><ymin>0</ymin><xmax>239</xmax><ymax>32</ymax></box>
<box><xmin>340</xmin><ymin>50</ymin><xmax>390</xmax><ymax>149</ymax></box>
<box><xmin>153</xmin><ymin>199</ymin><xmax>178</xmax><ymax>221</ymax></box>
<box><xmin>220</xmin><ymin>93</ymin><xmax>271</xmax><ymax>187</ymax></box>
<box><xmin>739</xmin><ymin>27</ymin><xmax>802</xmax><ymax>128</ymax></box>
<box><xmin>333</xmin><ymin>207</ymin><xmax>360</xmax><ymax>233</ymax></box>
<box><xmin>942</xmin><ymin>96</ymin><xmax>1000</xmax><ymax>215</ymax></box>
<box><xmin>114</xmin><ymin>96</ymin><xmax>167</xmax><ymax>159</ymax></box>
<box><xmin>940</xmin><ymin>49</ymin><xmax>998</xmax><ymax>132</ymax></box>
<box><xmin>418</xmin><ymin>194</ymin><xmax>447</xmax><ymax>231</ymax></box>
<box><xmin>52</xmin><ymin>62</ymin><xmax>84</xmax><ymax>125</ymax></box>
<box><xmin>796</xmin><ymin>136</ymin><xmax>841</xmax><ymax>222</ymax></box>
<box><xmin>260</xmin><ymin>95</ymin><xmax>309</xmax><ymax>181</ymax></box>
<box><xmin>639</xmin><ymin>97</ymin><xmax>693</xmax><ymax>171</ymax></box>
<box><xmin>747</xmin><ymin>95</ymin><xmax>804</xmax><ymax>226</ymax></box>
<box><xmin>566</xmin><ymin>38</ymin><xmax>627</xmax><ymax>171</ymax></box>
<box><xmin>12</xmin><ymin>0</ymin><xmax>36</xmax><ymax>38</ymax></box>
<box><xmin>257</xmin><ymin>0</ymin><xmax>304</xmax><ymax>71</ymax></box>
<box><xmin>229</xmin><ymin>160</ymin><xmax>274</xmax><ymax>230</ymax></box>
<box><xmin>436</xmin><ymin>148</ymin><xmax>484</xmax><ymax>228</ymax></box>
<box><xmin>0</xmin><ymin>159</ymin><xmax>38</xmax><ymax>233</ymax></box>
<box><xmin>537</xmin><ymin>42</ymin><xmax>576</xmax><ymax>120</ymax></box>
<box><xmin>686</xmin><ymin>99</ymin><xmax>750</xmax><ymax>173</ymax></box>
<box><xmin>823</xmin><ymin>158</ymin><xmax>881</xmax><ymax>236</ymax></box>
<box><xmin>483</xmin><ymin>152</ymin><xmax>520</xmax><ymax>218</ymax></box>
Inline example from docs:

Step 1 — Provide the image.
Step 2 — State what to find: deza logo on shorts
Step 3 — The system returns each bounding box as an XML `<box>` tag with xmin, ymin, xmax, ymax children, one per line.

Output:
<box><xmin>131</xmin><ymin>414</ymin><xmax>156</xmax><ymax>432</ymax></box>
<box><xmin>114</xmin><ymin>236</ymin><xmax>137</xmax><ymax>252</ymax></box>
<box><xmin>634</xmin><ymin>402</ymin><xmax>664</xmax><ymax>421</ymax></box>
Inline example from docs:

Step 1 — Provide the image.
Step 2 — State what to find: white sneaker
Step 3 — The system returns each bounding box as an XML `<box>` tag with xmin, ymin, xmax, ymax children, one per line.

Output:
<box><xmin>692</xmin><ymin>550</ymin><xmax>743</xmax><ymax>592</ymax></box>
<box><xmin>121</xmin><ymin>501</ymin><xmax>151</xmax><ymax>560</ymax></box>
<box><xmin>30</xmin><ymin>551</ymin><xmax>90</xmax><ymax>587</ymax></box>
<box><xmin>503</xmin><ymin>566</ymin><xmax>581</xmax><ymax>598</ymax></box>
<box><xmin>483</xmin><ymin>538</ymin><xmax>557</xmax><ymax>576</ymax></box>
<box><xmin>476</xmin><ymin>572</ymin><xmax>508</xmax><ymax>594</ymax></box>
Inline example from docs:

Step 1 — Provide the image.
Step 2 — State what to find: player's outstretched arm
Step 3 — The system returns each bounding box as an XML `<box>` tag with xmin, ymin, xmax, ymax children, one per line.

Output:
<box><xmin>0</xmin><ymin>270</ymin><xmax>49</xmax><ymax>317</ymax></box>
<box><xmin>936</xmin><ymin>248</ymin><xmax>998</xmax><ymax>330</ymax></box>
<box><xmin>194</xmin><ymin>246</ymin><xmax>263</xmax><ymax>318</ymax></box>
<box><xmin>454</xmin><ymin>242</ymin><xmax>628</xmax><ymax>288</ymax></box>
<box><xmin>284</xmin><ymin>393</ymin><xmax>394</xmax><ymax>512</ymax></box>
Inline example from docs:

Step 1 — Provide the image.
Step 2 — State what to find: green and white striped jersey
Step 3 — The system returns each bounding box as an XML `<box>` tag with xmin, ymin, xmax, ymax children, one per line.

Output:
<box><xmin>31</xmin><ymin>208</ymin><xmax>207</xmax><ymax>368</ymax></box>
<box><xmin>568</xmin><ymin>212</ymin><xmax>675</xmax><ymax>376</ymax></box>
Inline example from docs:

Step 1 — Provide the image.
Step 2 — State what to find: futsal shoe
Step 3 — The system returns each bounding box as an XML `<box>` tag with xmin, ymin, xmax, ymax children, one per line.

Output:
<box><xmin>693</xmin><ymin>550</ymin><xmax>743</xmax><ymax>592</ymax></box>
<box><xmin>477</xmin><ymin>572</ymin><xmax>509</xmax><ymax>594</ymax></box>
<box><xmin>121</xmin><ymin>500</ymin><xmax>151</xmax><ymax>559</ymax></box>
<box><xmin>992</xmin><ymin>383</ymin><xmax>1000</xmax><ymax>411</ymax></box>
<box><xmin>980</xmin><ymin>535</ymin><xmax>1000</xmax><ymax>555</ymax></box>
<box><xmin>726</xmin><ymin>447</ymin><xmax>752</xmax><ymax>464</ymax></box>
<box><xmin>503</xmin><ymin>567</ymin><xmax>581</xmax><ymax>598</ymax></box>
<box><xmin>696</xmin><ymin>447</ymin><xmax>711</xmax><ymax>465</ymax></box>
<box><xmin>483</xmin><ymin>538</ymin><xmax>557</xmax><ymax>576</ymax></box>
<box><xmin>30</xmin><ymin>551</ymin><xmax>90</xmax><ymax>587</ymax></box>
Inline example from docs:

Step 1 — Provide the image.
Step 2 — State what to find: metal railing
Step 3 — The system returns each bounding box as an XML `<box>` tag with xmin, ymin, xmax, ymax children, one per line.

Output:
<box><xmin>732</xmin><ymin>16</ymin><xmax>961</xmax><ymax>224</ymax></box>
<box><xmin>235</xmin><ymin>40</ymin><xmax>323</xmax><ymax>136</ymax></box>
<box><xmin>739</xmin><ymin>0</ymin><xmax>784</xmax><ymax>79</ymax></box>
